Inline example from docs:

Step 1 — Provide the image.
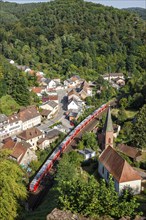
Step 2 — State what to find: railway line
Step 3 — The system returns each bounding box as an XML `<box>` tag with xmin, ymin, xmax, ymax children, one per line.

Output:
<box><xmin>28</xmin><ymin>101</ymin><xmax>114</xmax><ymax>210</ymax></box>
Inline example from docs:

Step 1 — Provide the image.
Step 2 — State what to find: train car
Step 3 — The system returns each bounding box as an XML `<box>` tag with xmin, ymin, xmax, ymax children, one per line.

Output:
<box><xmin>29</xmin><ymin>102</ymin><xmax>110</xmax><ymax>192</ymax></box>
<box><xmin>29</xmin><ymin>159</ymin><xmax>52</xmax><ymax>192</ymax></box>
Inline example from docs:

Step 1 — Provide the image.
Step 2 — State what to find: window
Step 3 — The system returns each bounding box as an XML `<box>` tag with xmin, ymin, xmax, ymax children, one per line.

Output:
<box><xmin>102</xmin><ymin>166</ymin><xmax>104</xmax><ymax>174</ymax></box>
<box><xmin>107</xmin><ymin>172</ymin><xmax>109</xmax><ymax>180</ymax></box>
<box><xmin>108</xmin><ymin>138</ymin><xmax>111</xmax><ymax>143</ymax></box>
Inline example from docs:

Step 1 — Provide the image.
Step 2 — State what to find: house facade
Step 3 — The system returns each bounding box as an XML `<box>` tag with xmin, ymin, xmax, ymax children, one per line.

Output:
<box><xmin>17</xmin><ymin>127</ymin><xmax>44</xmax><ymax>151</ymax></box>
<box><xmin>98</xmin><ymin>146</ymin><xmax>141</xmax><ymax>195</ymax></box>
<box><xmin>2</xmin><ymin>140</ymin><xmax>37</xmax><ymax>166</ymax></box>
<box><xmin>18</xmin><ymin>106</ymin><xmax>41</xmax><ymax>130</ymax></box>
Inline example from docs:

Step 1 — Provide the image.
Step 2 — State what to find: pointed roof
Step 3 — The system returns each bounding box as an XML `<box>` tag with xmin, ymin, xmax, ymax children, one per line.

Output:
<box><xmin>99</xmin><ymin>146</ymin><xmax>141</xmax><ymax>183</ymax></box>
<box><xmin>104</xmin><ymin>106</ymin><xmax>113</xmax><ymax>132</ymax></box>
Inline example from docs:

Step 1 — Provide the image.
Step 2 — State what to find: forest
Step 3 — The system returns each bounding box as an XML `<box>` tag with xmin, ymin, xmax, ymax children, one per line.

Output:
<box><xmin>0</xmin><ymin>0</ymin><xmax>146</xmax><ymax>80</ymax></box>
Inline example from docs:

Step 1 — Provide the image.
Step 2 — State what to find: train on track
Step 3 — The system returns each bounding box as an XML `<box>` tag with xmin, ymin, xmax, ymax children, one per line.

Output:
<box><xmin>29</xmin><ymin>102</ymin><xmax>108</xmax><ymax>192</ymax></box>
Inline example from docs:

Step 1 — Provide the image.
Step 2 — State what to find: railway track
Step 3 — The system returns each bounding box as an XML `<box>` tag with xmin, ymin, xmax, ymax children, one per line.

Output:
<box><xmin>28</xmin><ymin>107</ymin><xmax>108</xmax><ymax>210</ymax></box>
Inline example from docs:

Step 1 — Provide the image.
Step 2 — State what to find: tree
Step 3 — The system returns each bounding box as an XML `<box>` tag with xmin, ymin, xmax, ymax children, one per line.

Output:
<box><xmin>0</xmin><ymin>149</ymin><xmax>27</xmax><ymax>220</ymax></box>
<box><xmin>131</xmin><ymin>104</ymin><xmax>146</xmax><ymax>148</ymax></box>
<box><xmin>0</xmin><ymin>95</ymin><xmax>20</xmax><ymax>115</ymax></box>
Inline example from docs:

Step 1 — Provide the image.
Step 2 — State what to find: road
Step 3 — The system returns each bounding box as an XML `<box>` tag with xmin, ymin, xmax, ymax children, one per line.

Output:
<box><xmin>44</xmin><ymin>89</ymin><xmax>72</xmax><ymax>130</ymax></box>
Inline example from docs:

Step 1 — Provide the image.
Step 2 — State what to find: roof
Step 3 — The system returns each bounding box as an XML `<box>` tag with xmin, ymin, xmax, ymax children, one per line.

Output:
<box><xmin>8</xmin><ymin>114</ymin><xmax>20</xmax><ymax>123</ymax></box>
<box><xmin>47</xmin><ymin>100</ymin><xmax>58</xmax><ymax>108</ymax></box>
<box><xmin>68</xmin><ymin>89</ymin><xmax>79</xmax><ymax>97</ymax></box>
<box><xmin>11</xmin><ymin>141</ymin><xmax>30</xmax><ymax>160</ymax></box>
<box><xmin>2</xmin><ymin>139</ymin><xmax>16</xmax><ymax>150</ymax></box>
<box><xmin>17</xmin><ymin>127</ymin><xmax>42</xmax><ymax>141</ymax></box>
<box><xmin>46</xmin><ymin>129</ymin><xmax>62</xmax><ymax>139</ymax></box>
<box><xmin>37</xmin><ymin>137</ymin><xmax>49</xmax><ymax>145</ymax></box>
<box><xmin>99</xmin><ymin>146</ymin><xmax>141</xmax><ymax>183</ymax></box>
<box><xmin>104</xmin><ymin>106</ymin><xmax>113</xmax><ymax>132</ymax></box>
<box><xmin>118</xmin><ymin>144</ymin><xmax>142</xmax><ymax>159</ymax></box>
<box><xmin>0</xmin><ymin>114</ymin><xmax>8</xmax><ymax>123</ymax></box>
<box><xmin>103</xmin><ymin>73</ymin><xmax>124</xmax><ymax>77</ymax></box>
<box><xmin>41</xmin><ymin>109</ymin><xmax>52</xmax><ymax>117</ymax></box>
<box><xmin>18</xmin><ymin>106</ymin><xmax>40</xmax><ymax>122</ymax></box>
<box><xmin>32</xmin><ymin>87</ymin><xmax>43</xmax><ymax>93</ymax></box>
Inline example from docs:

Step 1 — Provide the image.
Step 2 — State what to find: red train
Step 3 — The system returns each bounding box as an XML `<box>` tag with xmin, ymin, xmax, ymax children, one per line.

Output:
<box><xmin>29</xmin><ymin>103</ymin><xmax>107</xmax><ymax>192</ymax></box>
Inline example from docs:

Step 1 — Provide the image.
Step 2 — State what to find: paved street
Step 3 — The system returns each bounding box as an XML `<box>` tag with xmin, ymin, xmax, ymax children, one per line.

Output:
<box><xmin>43</xmin><ymin>89</ymin><xmax>72</xmax><ymax>130</ymax></box>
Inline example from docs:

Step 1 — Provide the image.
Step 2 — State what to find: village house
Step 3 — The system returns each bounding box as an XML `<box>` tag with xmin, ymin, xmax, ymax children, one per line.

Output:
<box><xmin>79</xmin><ymin>81</ymin><xmax>92</xmax><ymax>99</ymax></box>
<box><xmin>18</xmin><ymin>106</ymin><xmax>41</xmax><ymax>131</ymax></box>
<box><xmin>31</xmin><ymin>87</ymin><xmax>46</xmax><ymax>97</ymax></box>
<box><xmin>102</xmin><ymin>73</ymin><xmax>124</xmax><ymax>81</ymax></box>
<box><xmin>2</xmin><ymin>139</ymin><xmax>37</xmax><ymax>167</ymax></box>
<box><xmin>17</xmin><ymin>127</ymin><xmax>44</xmax><ymax>151</ymax></box>
<box><xmin>67</xmin><ymin>97</ymin><xmax>84</xmax><ymax>112</ymax></box>
<box><xmin>98</xmin><ymin>107</ymin><xmax>141</xmax><ymax>195</ymax></box>
<box><xmin>40</xmin><ymin>100</ymin><xmax>58</xmax><ymax>117</ymax></box>
<box><xmin>64</xmin><ymin>75</ymin><xmax>82</xmax><ymax>88</ymax></box>
<box><xmin>37</xmin><ymin>137</ymin><xmax>50</xmax><ymax>150</ymax></box>
<box><xmin>0</xmin><ymin>114</ymin><xmax>9</xmax><ymax>140</ymax></box>
<box><xmin>68</xmin><ymin>89</ymin><xmax>81</xmax><ymax>101</ymax></box>
<box><xmin>46</xmin><ymin>79</ymin><xmax>57</xmax><ymax>90</ymax></box>
<box><xmin>98</xmin><ymin>146</ymin><xmax>141</xmax><ymax>195</ymax></box>
<box><xmin>78</xmin><ymin>148</ymin><xmax>96</xmax><ymax>160</ymax></box>
<box><xmin>45</xmin><ymin>129</ymin><xmax>63</xmax><ymax>144</ymax></box>
<box><xmin>41</xmin><ymin>109</ymin><xmax>52</xmax><ymax>120</ymax></box>
<box><xmin>117</xmin><ymin>144</ymin><xmax>142</xmax><ymax>162</ymax></box>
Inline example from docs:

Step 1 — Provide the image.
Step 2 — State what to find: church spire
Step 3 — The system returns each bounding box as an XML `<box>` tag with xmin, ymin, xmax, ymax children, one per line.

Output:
<box><xmin>105</xmin><ymin>106</ymin><xmax>113</xmax><ymax>132</ymax></box>
<box><xmin>102</xmin><ymin>106</ymin><xmax>114</xmax><ymax>150</ymax></box>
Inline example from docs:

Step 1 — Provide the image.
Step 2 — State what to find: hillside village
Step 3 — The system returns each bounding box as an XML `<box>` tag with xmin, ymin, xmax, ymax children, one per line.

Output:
<box><xmin>0</xmin><ymin>61</ymin><xmax>145</xmax><ymax>197</ymax></box>
<box><xmin>0</xmin><ymin>60</ymin><xmax>127</xmax><ymax>169</ymax></box>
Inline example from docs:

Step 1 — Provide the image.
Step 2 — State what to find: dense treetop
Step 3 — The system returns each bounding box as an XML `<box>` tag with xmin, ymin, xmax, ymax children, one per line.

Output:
<box><xmin>0</xmin><ymin>0</ymin><xmax>145</xmax><ymax>79</ymax></box>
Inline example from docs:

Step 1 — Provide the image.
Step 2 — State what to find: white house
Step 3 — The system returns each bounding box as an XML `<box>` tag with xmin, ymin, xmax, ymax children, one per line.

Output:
<box><xmin>98</xmin><ymin>146</ymin><xmax>141</xmax><ymax>195</ymax></box>
<box><xmin>17</xmin><ymin>127</ymin><xmax>44</xmax><ymax>151</ymax></box>
<box><xmin>7</xmin><ymin>114</ymin><xmax>22</xmax><ymax>136</ymax></box>
<box><xmin>40</xmin><ymin>101</ymin><xmax>58</xmax><ymax>116</ymax></box>
<box><xmin>102</xmin><ymin>73</ymin><xmax>124</xmax><ymax>82</ymax></box>
<box><xmin>18</xmin><ymin>106</ymin><xmax>41</xmax><ymax>131</ymax></box>
<box><xmin>68</xmin><ymin>99</ymin><xmax>79</xmax><ymax>111</ymax></box>
<box><xmin>78</xmin><ymin>148</ymin><xmax>96</xmax><ymax>160</ymax></box>
<box><xmin>46</xmin><ymin>79</ymin><xmax>57</xmax><ymax>89</ymax></box>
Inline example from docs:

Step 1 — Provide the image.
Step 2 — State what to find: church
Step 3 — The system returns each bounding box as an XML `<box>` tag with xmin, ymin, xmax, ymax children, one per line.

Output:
<box><xmin>98</xmin><ymin>107</ymin><xmax>141</xmax><ymax>195</ymax></box>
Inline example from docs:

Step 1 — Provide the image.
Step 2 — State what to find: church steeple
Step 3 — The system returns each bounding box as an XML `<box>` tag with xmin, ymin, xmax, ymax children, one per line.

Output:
<box><xmin>102</xmin><ymin>106</ymin><xmax>114</xmax><ymax>150</ymax></box>
<box><xmin>105</xmin><ymin>106</ymin><xmax>113</xmax><ymax>132</ymax></box>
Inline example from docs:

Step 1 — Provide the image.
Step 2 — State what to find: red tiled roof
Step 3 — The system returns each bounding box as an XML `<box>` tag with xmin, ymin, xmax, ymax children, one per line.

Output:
<box><xmin>17</xmin><ymin>127</ymin><xmax>42</xmax><ymax>141</ymax></box>
<box><xmin>11</xmin><ymin>141</ymin><xmax>31</xmax><ymax>163</ymax></box>
<box><xmin>118</xmin><ymin>144</ymin><xmax>141</xmax><ymax>159</ymax></box>
<box><xmin>18</xmin><ymin>106</ymin><xmax>40</xmax><ymax>122</ymax></box>
<box><xmin>99</xmin><ymin>146</ymin><xmax>141</xmax><ymax>183</ymax></box>
<box><xmin>32</xmin><ymin>87</ymin><xmax>43</xmax><ymax>93</ymax></box>
<box><xmin>2</xmin><ymin>140</ymin><xmax>16</xmax><ymax>150</ymax></box>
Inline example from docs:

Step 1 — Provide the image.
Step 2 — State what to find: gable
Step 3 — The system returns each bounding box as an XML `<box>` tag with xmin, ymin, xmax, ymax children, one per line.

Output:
<box><xmin>99</xmin><ymin>146</ymin><xmax>141</xmax><ymax>183</ymax></box>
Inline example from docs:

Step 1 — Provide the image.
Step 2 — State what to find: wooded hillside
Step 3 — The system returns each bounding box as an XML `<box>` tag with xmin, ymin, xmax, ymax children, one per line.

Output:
<box><xmin>0</xmin><ymin>0</ymin><xmax>146</xmax><ymax>79</ymax></box>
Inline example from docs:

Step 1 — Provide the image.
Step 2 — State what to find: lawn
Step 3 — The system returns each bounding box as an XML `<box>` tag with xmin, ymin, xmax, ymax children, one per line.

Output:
<box><xmin>112</xmin><ymin>108</ymin><xmax>138</xmax><ymax>119</ymax></box>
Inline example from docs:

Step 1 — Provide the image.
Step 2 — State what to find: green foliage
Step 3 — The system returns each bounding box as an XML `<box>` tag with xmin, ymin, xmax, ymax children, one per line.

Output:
<box><xmin>77</xmin><ymin>132</ymin><xmax>99</xmax><ymax>151</ymax></box>
<box><xmin>131</xmin><ymin>104</ymin><xmax>146</xmax><ymax>148</ymax></box>
<box><xmin>0</xmin><ymin>0</ymin><xmax>145</xmax><ymax>79</ymax></box>
<box><xmin>0</xmin><ymin>149</ymin><xmax>27</xmax><ymax>220</ymax></box>
<box><xmin>0</xmin><ymin>55</ymin><xmax>30</xmax><ymax>106</ymax></box>
<box><xmin>56</xmin><ymin>173</ymin><xmax>141</xmax><ymax>218</ymax></box>
<box><xmin>0</xmin><ymin>95</ymin><xmax>20</xmax><ymax>115</ymax></box>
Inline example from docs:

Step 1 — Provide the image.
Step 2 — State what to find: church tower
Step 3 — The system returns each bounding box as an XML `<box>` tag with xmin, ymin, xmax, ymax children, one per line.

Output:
<box><xmin>102</xmin><ymin>106</ymin><xmax>113</xmax><ymax>150</ymax></box>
